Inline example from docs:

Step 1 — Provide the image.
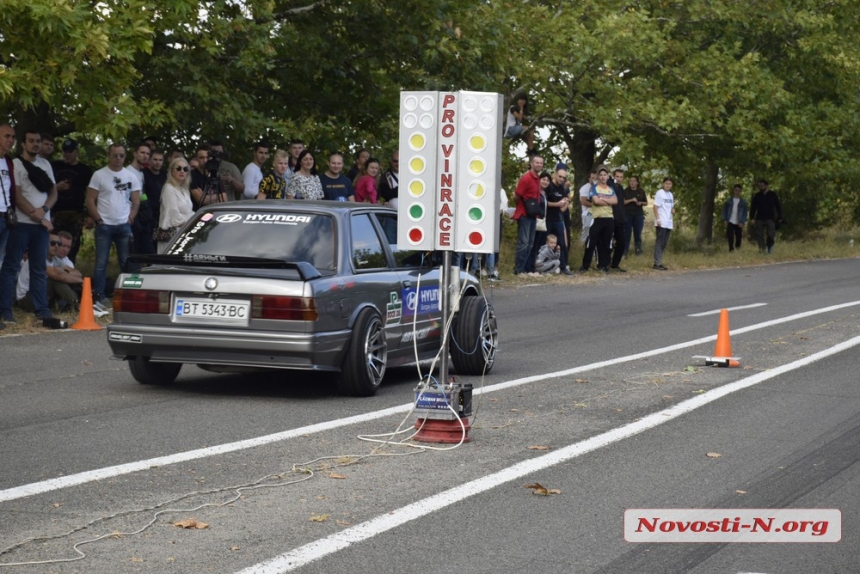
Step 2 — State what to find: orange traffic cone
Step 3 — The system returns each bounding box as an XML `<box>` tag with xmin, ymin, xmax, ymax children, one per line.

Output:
<box><xmin>71</xmin><ymin>277</ymin><xmax>103</xmax><ymax>331</ymax></box>
<box><xmin>713</xmin><ymin>308</ymin><xmax>732</xmax><ymax>358</ymax></box>
<box><xmin>692</xmin><ymin>308</ymin><xmax>740</xmax><ymax>367</ymax></box>
<box><xmin>708</xmin><ymin>309</ymin><xmax>739</xmax><ymax>367</ymax></box>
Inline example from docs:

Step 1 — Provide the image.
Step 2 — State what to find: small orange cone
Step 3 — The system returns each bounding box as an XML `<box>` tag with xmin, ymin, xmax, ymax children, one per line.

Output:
<box><xmin>713</xmin><ymin>308</ymin><xmax>732</xmax><ymax>358</ymax></box>
<box><xmin>71</xmin><ymin>277</ymin><xmax>103</xmax><ymax>331</ymax></box>
<box><xmin>692</xmin><ymin>308</ymin><xmax>740</xmax><ymax>367</ymax></box>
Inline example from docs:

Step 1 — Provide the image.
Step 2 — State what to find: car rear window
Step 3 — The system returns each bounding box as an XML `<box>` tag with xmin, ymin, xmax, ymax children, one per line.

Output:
<box><xmin>165</xmin><ymin>210</ymin><xmax>336</xmax><ymax>270</ymax></box>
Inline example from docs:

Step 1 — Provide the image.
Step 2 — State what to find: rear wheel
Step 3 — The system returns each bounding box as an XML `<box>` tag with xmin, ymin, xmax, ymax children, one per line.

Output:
<box><xmin>450</xmin><ymin>296</ymin><xmax>497</xmax><ymax>375</ymax></box>
<box><xmin>129</xmin><ymin>356</ymin><xmax>182</xmax><ymax>385</ymax></box>
<box><xmin>337</xmin><ymin>309</ymin><xmax>387</xmax><ymax>396</ymax></box>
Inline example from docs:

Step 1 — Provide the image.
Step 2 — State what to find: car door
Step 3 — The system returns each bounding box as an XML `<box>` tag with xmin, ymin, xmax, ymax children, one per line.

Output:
<box><xmin>372</xmin><ymin>211</ymin><xmax>443</xmax><ymax>353</ymax></box>
<box><xmin>348</xmin><ymin>211</ymin><xmax>406</xmax><ymax>351</ymax></box>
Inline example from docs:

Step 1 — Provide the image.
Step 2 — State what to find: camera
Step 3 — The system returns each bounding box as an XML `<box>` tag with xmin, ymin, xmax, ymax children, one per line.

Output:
<box><xmin>203</xmin><ymin>150</ymin><xmax>223</xmax><ymax>202</ymax></box>
<box><xmin>204</xmin><ymin>149</ymin><xmax>222</xmax><ymax>175</ymax></box>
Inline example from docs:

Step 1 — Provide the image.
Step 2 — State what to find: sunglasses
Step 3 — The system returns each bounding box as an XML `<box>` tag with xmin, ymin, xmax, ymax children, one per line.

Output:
<box><xmin>174</xmin><ymin>166</ymin><xmax>190</xmax><ymax>172</ymax></box>
<box><xmin>50</xmin><ymin>240</ymin><xmax>62</xmax><ymax>246</ymax></box>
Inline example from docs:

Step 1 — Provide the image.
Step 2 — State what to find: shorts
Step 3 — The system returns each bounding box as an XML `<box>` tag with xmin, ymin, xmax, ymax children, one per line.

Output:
<box><xmin>505</xmin><ymin>124</ymin><xmax>524</xmax><ymax>139</ymax></box>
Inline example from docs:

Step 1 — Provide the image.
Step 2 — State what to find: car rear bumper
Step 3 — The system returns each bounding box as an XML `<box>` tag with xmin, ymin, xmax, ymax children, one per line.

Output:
<box><xmin>107</xmin><ymin>324</ymin><xmax>352</xmax><ymax>371</ymax></box>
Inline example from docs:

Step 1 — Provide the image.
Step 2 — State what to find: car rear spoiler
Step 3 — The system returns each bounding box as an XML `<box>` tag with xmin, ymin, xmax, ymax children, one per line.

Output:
<box><xmin>127</xmin><ymin>254</ymin><xmax>322</xmax><ymax>280</ymax></box>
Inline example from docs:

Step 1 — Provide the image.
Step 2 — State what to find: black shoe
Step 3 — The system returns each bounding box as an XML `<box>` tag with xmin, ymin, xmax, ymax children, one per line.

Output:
<box><xmin>600</xmin><ymin>268</ymin><xmax>610</xmax><ymax>275</ymax></box>
<box><xmin>635</xmin><ymin>248</ymin><xmax>643</xmax><ymax>256</ymax></box>
<box><xmin>611</xmin><ymin>266</ymin><xmax>627</xmax><ymax>273</ymax></box>
<box><xmin>577</xmin><ymin>267</ymin><xmax>588</xmax><ymax>273</ymax></box>
<box><xmin>653</xmin><ymin>264</ymin><xmax>668</xmax><ymax>271</ymax></box>
<box><xmin>41</xmin><ymin>317</ymin><xmax>69</xmax><ymax>329</ymax></box>
<box><xmin>561</xmin><ymin>268</ymin><xmax>575</xmax><ymax>276</ymax></box>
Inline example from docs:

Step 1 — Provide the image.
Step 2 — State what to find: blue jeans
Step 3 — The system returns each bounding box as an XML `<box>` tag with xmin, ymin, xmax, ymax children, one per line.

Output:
<box><xmin>624</xmin><ymin>213</ymin><xmax>645</xmax><ymax>255</ymax></box>
<box><xmin>654</xmin><ymin>226</ymin><xmax>672</xmax><ymax>266</ymax></box>
<box><xmin>0</xmin><ymin>215</ymin><xmax>8</xmax><ymax>268</ymax></box>
<box><xmin>514</xmin><ymin>216</ymin><xmax>536</xmax><ymax>274</ymax></box>
<box><xmin>0</xmin><ymin>222</ymin><xmax>50</xmax><ymax>318</ymax></box>
<box><xmin>94</xmin><ymin>223</ymin><xmax>132</xmax><ymax>298</ymax></box>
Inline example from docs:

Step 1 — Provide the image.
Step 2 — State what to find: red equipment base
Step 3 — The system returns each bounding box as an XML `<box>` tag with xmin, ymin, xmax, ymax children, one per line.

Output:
<box><xmin>414</xmin><ymin>417</ymin><xmax>472</xmax><ymax>444</ymax></box>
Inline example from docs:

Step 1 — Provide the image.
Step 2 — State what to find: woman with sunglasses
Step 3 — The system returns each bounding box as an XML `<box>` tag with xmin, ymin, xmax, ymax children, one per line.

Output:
<box><xmin>155</xmin><ymin>158</ymin><xmax>194</xmax><ymax>253</ymax></box>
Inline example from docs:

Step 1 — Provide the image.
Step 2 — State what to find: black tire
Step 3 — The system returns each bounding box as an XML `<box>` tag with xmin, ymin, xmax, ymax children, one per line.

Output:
<box><xmin>129</xmin><ymin>356</ymin><xmax>182</xmax><ymax>385</ymax></box>
<box><xmin>337</xmin><ymin>309</ymin><xmax>388</xmax><ymax>396</ymax></box>
<box><xmin>450</xmin><ymin>296</ymin><xmax>497</xmax><ymax>375</ymax></box>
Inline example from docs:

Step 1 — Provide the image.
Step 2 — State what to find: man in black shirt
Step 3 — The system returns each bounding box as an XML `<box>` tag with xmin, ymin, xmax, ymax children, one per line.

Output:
<box><xmin>139</xmin><ymin>149</ymin><xmax>167</xmax><ymax>253</ymax></box>
<box><xmin>609</xmin><ymin>168</ymin><xmax>627</xmax><ymax>272</ymax></box>
<box><xmin>545</xmin><ymin>166</ymin><xmax>574</xmax><ymax>275</ymax></box>
<box><xmin>749</xmin><ymin>179</ymin><xmax>783</xmax><ymax>254</ymax></box>
<box><xmin>50</xmin><ymin>139</ymin><xmax>93</xmax><ymax>263</ymax></box>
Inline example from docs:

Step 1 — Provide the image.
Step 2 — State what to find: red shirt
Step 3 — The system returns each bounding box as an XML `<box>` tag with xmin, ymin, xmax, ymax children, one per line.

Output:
<box><xmin>513</xmin><ymin>169</ymin><xmax>540</xmax><ymax>220</ymax></box>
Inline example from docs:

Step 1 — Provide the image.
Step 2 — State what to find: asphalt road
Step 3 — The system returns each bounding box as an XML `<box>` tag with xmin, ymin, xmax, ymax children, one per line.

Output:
<box><xmin>1</xmin><ymin>257</ymin><xmax>859</xmax><ymax>573</ymax></box>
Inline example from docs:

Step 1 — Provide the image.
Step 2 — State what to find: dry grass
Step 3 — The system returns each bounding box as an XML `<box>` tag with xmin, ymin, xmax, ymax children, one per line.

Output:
<box><xmin>497</xmin><ymin>220</ymin><xmax>860</xmax><ymax>282</ymax></box>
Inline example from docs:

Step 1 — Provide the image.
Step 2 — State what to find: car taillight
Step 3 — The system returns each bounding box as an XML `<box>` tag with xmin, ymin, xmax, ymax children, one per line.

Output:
<box><xmin>251</xmin><ymin>296</ymin><xmax>318</xmax><ymax>321</ymax></box>
<box><xmin>113</xmin><ymin>289</ymin><xmax>170</xmax><ymax>314</ymax></box>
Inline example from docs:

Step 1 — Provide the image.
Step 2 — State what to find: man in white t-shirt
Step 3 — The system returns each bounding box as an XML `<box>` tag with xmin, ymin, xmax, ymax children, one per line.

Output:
<box><xmin>86</xmin><ymin>143</ymin><xmax>141</xmax><ymax>308</ymax></box>
<box><xmin>126</xmin><ymin>143</ymin><xmax>150</xmax><ymax>187</ymax></box>
<box><xmin>18</xmin><ymin>231</ymin><xmax>82</xmax><ymax>312</ymax></box>
<box><xmin>242</xmin><ymin>142</ymin><xmax>270</xmax><ymax>199</ymax></box>
<box><xmin>0</xmin><ymin>130</ymin><xmax>58</xmax><ymax>325</ymax></box>
<box><xmin>653</xmin><ymin>177</ymin><xmax>676</xmax><ymax>271</ymax></box>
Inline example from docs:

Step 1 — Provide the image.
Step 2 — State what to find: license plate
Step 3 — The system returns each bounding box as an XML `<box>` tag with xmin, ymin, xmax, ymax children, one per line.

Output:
<box><xmin>172</xmin><ymin>297</ymin><xmax>250</xmax><ymax>325</ymax></box>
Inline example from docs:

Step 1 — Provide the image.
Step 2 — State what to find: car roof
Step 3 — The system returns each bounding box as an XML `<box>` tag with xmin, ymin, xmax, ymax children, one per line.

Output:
<box><xmin>201</xmin><ymin>200</ymin><xmax>397</xmax><ymax>215</ymax></box>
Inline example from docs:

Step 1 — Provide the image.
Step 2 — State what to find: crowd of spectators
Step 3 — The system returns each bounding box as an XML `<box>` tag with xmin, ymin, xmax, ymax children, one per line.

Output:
<box><xmin>0</xmin><ymin>119</ymin><xmax>789</xmax><ymax>330</ymax></box>
<box><xmin>0</xmin><ymin>126</ymin><xmax>400</xmax><ymax>329</ymax></box>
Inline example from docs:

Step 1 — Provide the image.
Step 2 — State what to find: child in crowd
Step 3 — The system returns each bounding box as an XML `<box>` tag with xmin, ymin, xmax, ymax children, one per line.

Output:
<box><xmin>535</xmin><ymin>233</ymin><xmax>561</xmax><ymax>274</ymax></box>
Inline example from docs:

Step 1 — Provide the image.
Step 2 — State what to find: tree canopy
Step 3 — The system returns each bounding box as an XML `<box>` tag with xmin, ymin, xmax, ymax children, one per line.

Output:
<box><xmin>2</xmin><ymin>0</ymin><xmax>859</xmax><ymax>232</ymax></box>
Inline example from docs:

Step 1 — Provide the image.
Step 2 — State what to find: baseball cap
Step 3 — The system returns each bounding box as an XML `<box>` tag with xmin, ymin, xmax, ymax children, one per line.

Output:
<box><xmin>62</xmin><ymin>139</ymin><xmax>79</xmax><ymax>152</ymax></box>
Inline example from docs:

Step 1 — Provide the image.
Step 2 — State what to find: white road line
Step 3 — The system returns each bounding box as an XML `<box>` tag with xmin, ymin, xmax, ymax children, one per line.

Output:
<box><xmin>688</xmin><ymin>303</ymin><xmax>768</xmax><ymax>317</ymax></box>
<box><xmin>233</xmin><ymin>335</ymin><xmax>860</xmax><ymax>573</ymax></box>
<box><xmin>1</xmin><ymin>300</ymin><xmax>858</xmax><ymax>504</ymax></box>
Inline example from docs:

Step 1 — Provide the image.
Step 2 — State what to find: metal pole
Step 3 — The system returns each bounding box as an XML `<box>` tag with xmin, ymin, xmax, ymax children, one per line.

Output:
<box><xmin>439</xmin><ymin>250</ymin><xmax>451</xmax><ymax>386</ymax></box>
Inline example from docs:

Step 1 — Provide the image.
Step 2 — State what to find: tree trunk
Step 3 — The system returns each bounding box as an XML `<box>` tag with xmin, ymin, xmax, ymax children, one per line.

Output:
<box><xmin>696</xmin><ymin>160</ymin><xmax>719</xmax><ymax>246</ymax></box>
<box><xmin>15</xmin><ymin>102</ymin><xmax>58</xmax><ymax>142</ymax></box>
<box><xmin>559</xmin><ymin>126</ymin><xmax>598</xmax><ymax>232</ymax></box>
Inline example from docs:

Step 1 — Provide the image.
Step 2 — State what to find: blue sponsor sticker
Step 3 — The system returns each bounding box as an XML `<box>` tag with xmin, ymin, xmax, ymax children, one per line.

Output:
<box><xmin>402</xmin><ymin>286</ymin><xmax>441</xmax><ymax>317</ymax></box>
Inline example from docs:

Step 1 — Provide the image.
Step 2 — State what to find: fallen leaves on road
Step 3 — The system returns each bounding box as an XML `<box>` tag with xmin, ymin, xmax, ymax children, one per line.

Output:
<box><xmin>230</xmin><ymin>546</ymin><xmax>240</xmax><ymax>551</ymax></box>
<box><xmin>527</xmin><ymin>445</ymin><xmax>550</xmax><ymax>451</ymax></box>
<box><xmin>706</xmin><ymin>452</ymin><xmax>722</xmax><ymax>459</ymax></box>
<box><xmin>336</xmin><ymin>519</ymin><xmax>351</xmax><ymax>527</ymax></box>
<box><xmin>173</xmin><ymin>519</ymin><xmax>209</xmax><ymax>529</ymax></box>
<box><xmin>109</xmin><ymin>531</ymin><xmax>124</xmax><ymax>539</ymax></box>
<box><xmin>736</xmin><ymin>490</ymin><xmax>747</xmax><ymax>494</ymax></box>
<box><xmin>328</xmin><ymin>472</ymin><xmax>347</xmax><ymax>479</ymax></box>
<box><xmin>52</xmin><ymin>502</ymin><xmax>62</xmax><ymax>508</ymax></box>
<box><xmin>309</xmin><ymin>514</ymin><xmax>329</xmax><ymax>522</ymax></box>
<box><xmin>575</xmin><ymin>378</ymin><xmax>588</xmax><ymax>384</ymax></box>
<box><xmin>524</xmin><ymin>482</ymin><xmax>561</xmax><ymax>496</ymax></box>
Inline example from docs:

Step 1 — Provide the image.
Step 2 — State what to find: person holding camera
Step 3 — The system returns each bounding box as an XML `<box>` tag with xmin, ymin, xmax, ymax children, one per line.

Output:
<box><xmin>208</xmin><ymin>141</ymin><xmax>245</xmax><ymax>200</ymax></box>
<box><xmin>190</xmin><ymin>145</ymin><xmax>228</xmax><ymax>209</ymax></box>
